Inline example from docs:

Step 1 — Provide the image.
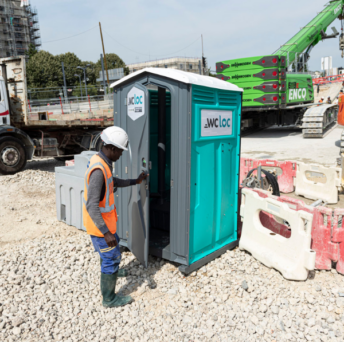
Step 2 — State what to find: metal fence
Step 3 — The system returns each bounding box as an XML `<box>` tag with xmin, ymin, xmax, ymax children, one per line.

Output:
<box><xmin>28</xmin><ymin>94</ymin><xmax>114</xmax><ymax>116</ymax></box>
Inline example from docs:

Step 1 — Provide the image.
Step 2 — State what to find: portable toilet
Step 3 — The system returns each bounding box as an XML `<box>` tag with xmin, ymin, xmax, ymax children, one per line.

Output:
<box><xmin>110</xmin><ymin>68</ymin><xmax>243</xmax><ymax>274</ymax></box>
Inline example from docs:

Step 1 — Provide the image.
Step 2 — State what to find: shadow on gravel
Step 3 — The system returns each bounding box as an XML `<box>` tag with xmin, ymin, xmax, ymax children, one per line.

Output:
<box><xmin>243</xmin><ymin>126</ymin><xmax>302</xmax><ymax>140</ymax></box>
<box><xmin>0</xmin><ymin>158</ymin><xmax>64</xmax><ymax>177</ymax></box>
<box><xmin>24</xmin><ymin>158</ymin><xmax>65</xmax><ymax>173</ymax></box>
<box><xmin>116</xmin><ymin>257</ymin><xmax>163</xmax><ymax>297</ymax></box>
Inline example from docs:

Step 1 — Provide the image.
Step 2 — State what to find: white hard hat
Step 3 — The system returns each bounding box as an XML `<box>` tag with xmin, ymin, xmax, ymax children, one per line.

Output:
<box><xmin>321</xmin><ymin>97</ymin><xmax>324</xmax><ymax>99</ymax></box>
<box><xmin>101</xmin><ymin>126</ymin><xmax>129</xmax><ymax>151</ymax></box>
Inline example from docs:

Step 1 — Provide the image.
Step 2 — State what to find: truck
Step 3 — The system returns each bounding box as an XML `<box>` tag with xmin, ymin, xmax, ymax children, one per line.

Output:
<box><xmin>216</xmin><ymin>0</ymin><xmax>344</xmax><ymax>138</ymax></box>
<box><xmin>0</xmin><ymin>56</ymin><xmax>114</xmax><ymax>175</ymax></box>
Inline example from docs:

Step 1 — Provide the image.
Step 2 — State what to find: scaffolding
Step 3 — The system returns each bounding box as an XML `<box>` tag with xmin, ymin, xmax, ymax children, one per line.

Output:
<box><xmin>0</xmin><ymin>0</ymin><xmax>41</xmax><ymax>58</ymax></box>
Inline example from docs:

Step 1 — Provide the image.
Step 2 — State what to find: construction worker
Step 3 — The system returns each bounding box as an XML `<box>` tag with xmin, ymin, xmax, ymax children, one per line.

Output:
<box><xmin>83</xmin><ymin>126</ymin><xmax>148</xmax><ymax>308</ymax></box>
<box><xmin>327</xmin><ymin>96</ymin><xmax>332</xmax><ymax>104</ymax></box>
<box><xmin>318</xmin><ymin>97</ymin><xmax>324</xmax><ymax>106</ymax></box>
<box><xmin>333</xmin><ymin>96</ymin><xmax>339</xmax><ymax>105</ymax></box>
<box><xmin>338</xmin><ymin>90</ymin><xmax>344</xmax><ymax>126</ymax></box>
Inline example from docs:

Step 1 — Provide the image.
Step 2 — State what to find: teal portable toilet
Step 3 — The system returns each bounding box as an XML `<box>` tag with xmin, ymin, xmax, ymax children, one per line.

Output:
<box><xmin>110</xmin><ymin>68</ymin><xmax>243</xmax><ymax>273</ymax></box>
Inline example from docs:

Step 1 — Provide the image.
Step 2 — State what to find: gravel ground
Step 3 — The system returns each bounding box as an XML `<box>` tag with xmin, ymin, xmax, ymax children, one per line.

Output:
<box><xmin>1</xmin><ymin>160</ymin><xmax>344</xmax><ymax>342</ymax></box>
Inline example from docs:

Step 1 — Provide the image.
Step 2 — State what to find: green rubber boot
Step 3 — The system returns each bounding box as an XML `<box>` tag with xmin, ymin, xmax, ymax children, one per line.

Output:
<box><xmin>100</xmin><ymin>257</ymin><xmax>128</xmax><ymax>277</ymax></box>
<box><xmin>118</xmin><ymin>269</ymin><xmax>129</xmax><ymax>277</ymax></box>
<box><xmin>100</xmin><ymin>273</ymin><xmax>133</xmax><ymax>308</ymax></box>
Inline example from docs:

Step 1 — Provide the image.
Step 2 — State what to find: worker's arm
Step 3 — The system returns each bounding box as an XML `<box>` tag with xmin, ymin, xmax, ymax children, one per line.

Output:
<box><xmin>113</xmin><ymin>172</ymin><xmax>149</xmax><ymax>187</ymax></box>
<box><xmin>113</xmin><ymin>178</ymin><xmax>137</xmax><ymax>187</ymax></box>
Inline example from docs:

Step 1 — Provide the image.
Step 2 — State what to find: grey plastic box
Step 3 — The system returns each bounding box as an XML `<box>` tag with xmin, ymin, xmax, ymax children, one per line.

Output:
<box><xmin>55</xmin><ymin>151</ymin><xmax>97</xmax><ymax>231</ymax></box>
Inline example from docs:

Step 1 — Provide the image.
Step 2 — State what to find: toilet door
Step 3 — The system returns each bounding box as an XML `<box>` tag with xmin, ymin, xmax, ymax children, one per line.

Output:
<box><xmin>125</xmin><ymin>83</ymin><xmax>150</xmax><ymax>267</ymax></box>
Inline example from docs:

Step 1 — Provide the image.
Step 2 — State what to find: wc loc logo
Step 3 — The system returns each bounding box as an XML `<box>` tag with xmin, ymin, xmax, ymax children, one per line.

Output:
<box><xmin>128</xmin><ymin>94</ymin><xmax>143</xmax><ymax>105</ymax></box>
<box><xmin>204</xmin><ymin>115</ymin><xmax>231</xmax><ymax>129</ymax></box>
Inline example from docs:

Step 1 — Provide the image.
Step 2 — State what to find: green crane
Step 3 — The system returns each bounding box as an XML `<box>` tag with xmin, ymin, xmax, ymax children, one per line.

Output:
<box><xmin>275</xmin><ymin>0</ymin><xmax>344</xmax><ymax>70</ymax></box>
<box><xmin>216</xmin><ymin>1</ymin><xmax>344</xmax><ymax>138</ymax></box>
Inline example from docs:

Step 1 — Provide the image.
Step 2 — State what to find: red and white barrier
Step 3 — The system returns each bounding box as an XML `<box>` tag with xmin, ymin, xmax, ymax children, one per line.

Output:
<box><xmin>244</xmin><ymin>188</ymin><xmax>344</xmax><ymax>275</ymax></box>
<box><xmin>312</xmin><ymin>74</ymin><xmax>344</xmax><ymax>86</ymax></box>
<box><xmin>240</xmin><ymin>188</ymin><xmax>315</xmax><ymax>281</ymax></box>
<box><xmin>240</xmin><ymin>158</ymin><xmax>342</xmax><ymax>203</ymax></box>
<box><xmin>65</xmin><ymin>159</ymin><xmax>75</xmax><ymax>166</ymax></box>
<box><xmin>332</xmin><ymin>208</ymin><xmax>344</xmax><ymax>274</ymax></box>
<box><xmin>240</xmin><ymin>158</ymin><xmax>297</xmax><ymax>193</ymax></box>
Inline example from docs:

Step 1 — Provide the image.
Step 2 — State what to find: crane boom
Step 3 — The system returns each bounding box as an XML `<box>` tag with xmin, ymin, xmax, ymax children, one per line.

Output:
<box><xmin>275</xmin><ymin>0</ymin><xmax>344</xmax><ymax>67</ymax></box>
<box><xmin>216</xmin><ymin>1</ymin><xmax>343</xmax><ymax>139</ymax></box>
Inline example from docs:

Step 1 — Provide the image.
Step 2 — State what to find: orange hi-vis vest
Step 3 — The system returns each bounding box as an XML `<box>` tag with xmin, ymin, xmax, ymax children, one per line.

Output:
<box><xmin>83</xmin><ymin>154</ymin><xmax>118</xmax><ymax>237</ymax></box>
<box><xmin>338</xmin><ymin>94</ymin><xmax>344</xmax><ymax>126</ymax></box>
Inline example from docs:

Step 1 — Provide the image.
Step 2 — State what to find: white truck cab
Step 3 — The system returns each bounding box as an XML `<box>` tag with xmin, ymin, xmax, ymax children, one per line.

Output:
<box><xmin>0</xmin><ymin>76</ymin><xmax>10</xmax><ymax>126</ymax></box>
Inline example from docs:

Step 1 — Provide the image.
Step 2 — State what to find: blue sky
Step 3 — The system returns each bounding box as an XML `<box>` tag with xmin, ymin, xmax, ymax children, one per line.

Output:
<box><xmin>34</xmin><ymin>0</ymin><xmax>344</xmax><ymax>72</ymax></box>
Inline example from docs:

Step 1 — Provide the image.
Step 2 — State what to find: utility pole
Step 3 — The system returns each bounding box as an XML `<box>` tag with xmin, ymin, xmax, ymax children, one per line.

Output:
<box><xmin>100</xmin><ymin>54</ymin><xmax>107</xmax><ymax>95</ymax></box>
<box><xmin>61</xmin><ymin>62</ymin><xmax>68</xmax><ymax>104</ymax></box>
<box><xmin>99</xmin><ymin>22</ymin><xmax>110</xmax><ymax>90</ymax></box>
<box><xmin>201</xmin><ymin>34</ymin><xmax>204</xmax><ymax>75</ymax></box>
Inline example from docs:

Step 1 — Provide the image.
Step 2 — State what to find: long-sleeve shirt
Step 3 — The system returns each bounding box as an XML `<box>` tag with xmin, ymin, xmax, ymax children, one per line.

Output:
<box><xmin>86</xmin><ymin>151</ymin><xmax>136</xmax><ymax>235</ymax></box>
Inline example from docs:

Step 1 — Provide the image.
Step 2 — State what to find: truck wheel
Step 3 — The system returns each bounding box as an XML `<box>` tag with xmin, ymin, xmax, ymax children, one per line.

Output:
<box><xmin>0</xmin><ymin>137</ymin><xmax>27</xmax><ymax>175</ymax></box>
<box><xmin>95</xmin><ymin>138</ymin><xmax>104</xmax><ymax>151</ymax></box>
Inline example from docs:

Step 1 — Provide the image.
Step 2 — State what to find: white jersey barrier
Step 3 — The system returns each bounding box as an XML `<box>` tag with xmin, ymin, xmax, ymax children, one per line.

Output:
<box><xmin>295</xmin><ymin>162</ymin><xmax>342</xmax><ymax>204</ymax></box>
<box><xmin>239</xmin><ymin>188</ymin><xmax>315</xmax><ymax>281</ymax></box>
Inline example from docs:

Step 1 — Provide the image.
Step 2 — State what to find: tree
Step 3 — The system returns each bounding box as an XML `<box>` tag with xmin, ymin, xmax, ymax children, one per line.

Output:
<box><xmin>26</xmin><ymin>50</ymin><xmax>128</xmax><ymax>99</ymax></box>
<box><xmin>95</xmin><ymin>53</ymin><xmax>129</xmax><ymax>80</ymax></box>
<box><xmin>55</xmin><ymin>52</ymin><xmax>83</xmax><ymax>88</ymax></box>
<box><xmin>25</xmin><ymin>43</ymin><xmax>38</xmax><ymax>60</ymax></box>
<box><xmin>26</xmin><ymin>50</ymin><xmax>62</xmax><ymax>98</ymax></box>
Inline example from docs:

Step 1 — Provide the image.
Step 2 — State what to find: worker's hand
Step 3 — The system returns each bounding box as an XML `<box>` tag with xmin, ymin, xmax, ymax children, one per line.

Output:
<box><xmin>104</xmin><ymin>232</ymin><xmax>118</xmax><ymax>248</ymax></box>
<box><xmin>136</xmin><ymin>172</ymin><xmax>149</xmax><ymax>184</ymax></box>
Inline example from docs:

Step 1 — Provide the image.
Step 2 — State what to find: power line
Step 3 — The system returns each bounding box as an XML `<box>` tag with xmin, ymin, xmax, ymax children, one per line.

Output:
<box><xmin>103</xmin><ymin>29</ymin><xmax>201</xmax><ymax>58</ymax></box>
<box><xmin>43</xmin><ymin>25</ymin><xmax>98</xmax><ymax>44</ymax></box>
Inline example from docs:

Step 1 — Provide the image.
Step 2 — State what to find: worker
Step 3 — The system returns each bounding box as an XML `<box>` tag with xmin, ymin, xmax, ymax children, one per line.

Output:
<box><xmin>338</xmin><ymin>90</ymin><xmax>344</xmax><ymax>125</ymax></box>
<box><xmin>327</xmin><ymin>96</ymin><xmax>332</xmax><ymax>104</ymax></box>
<box><xmin>318</xmin><ymin>97</ymin><xmax>324</xmax><ymax>106</ymax></box>
<box><xmin>83</xmin><ymin>126</ymin><xmax>148</xmax><ymax>308</ymax></box>
<box><xmin>333</xmin><ymin>96</ymin><xmax>339</xmax><ymax>105</ymax></box>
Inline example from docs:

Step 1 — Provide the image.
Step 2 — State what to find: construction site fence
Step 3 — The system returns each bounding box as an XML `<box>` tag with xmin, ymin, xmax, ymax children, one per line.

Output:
<box><xmin>27</xmin><ymin>94</ymin><xmax>114</xmax><ymax>117</ymax></box>
<box><xmin>312</xmin><ymin>74</ymin><xmax>344</xmax><ymax>85</ymax></box>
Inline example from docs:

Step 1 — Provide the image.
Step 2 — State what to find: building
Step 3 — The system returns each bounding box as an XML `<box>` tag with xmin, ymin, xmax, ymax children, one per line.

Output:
<box><xmin>0</xmin><ymin>0</ymin><xmax>41</xmax><ymax>58</ymax></box>
<box><xmin>127</xmin><ymin>57</ymin><xmax>207</xmax><ymax>75</ymax></box>
<box><xmin>96</xmin><ymin>68</ymin><xmax>124</xmax><ymax>83</ymax></box>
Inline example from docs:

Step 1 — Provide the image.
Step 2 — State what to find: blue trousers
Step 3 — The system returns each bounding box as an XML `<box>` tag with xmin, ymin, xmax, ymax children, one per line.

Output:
<box><xmin>90</xmin><ymin>233</ymin><xmax>122</xmax><ymax>274</ymax></box>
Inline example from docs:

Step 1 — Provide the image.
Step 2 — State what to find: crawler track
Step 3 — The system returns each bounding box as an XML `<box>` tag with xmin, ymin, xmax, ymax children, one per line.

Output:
<box><xmin>302</xmin><ymin>104</ymin><xmax>338</xmax><ymax>138</ymax></box>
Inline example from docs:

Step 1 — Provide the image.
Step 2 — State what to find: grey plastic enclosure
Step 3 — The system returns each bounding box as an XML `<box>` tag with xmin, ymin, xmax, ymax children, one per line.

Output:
<box><xmin>55</xmin><ymin>151</ymin><xmax>97</xmax><ymax>231</ymax></box>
